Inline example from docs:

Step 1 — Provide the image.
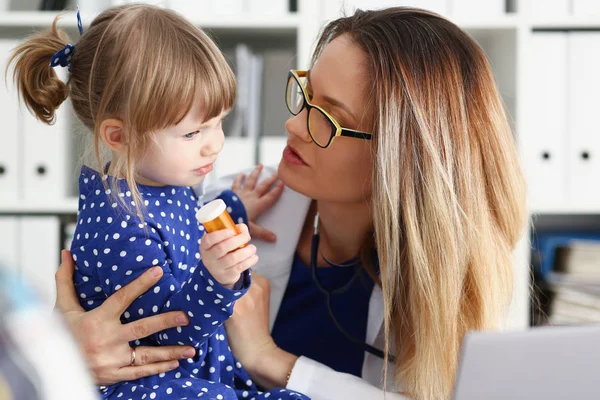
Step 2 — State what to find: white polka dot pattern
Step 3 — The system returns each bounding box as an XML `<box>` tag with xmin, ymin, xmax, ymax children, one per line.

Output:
<box><xmin>71</xmin><ymin>166</ymin><xmax>304</xmax><ymax>400</ymax></box>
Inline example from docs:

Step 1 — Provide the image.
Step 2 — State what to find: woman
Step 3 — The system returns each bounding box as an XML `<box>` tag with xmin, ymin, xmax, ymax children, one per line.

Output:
<box><xmin>56</xmin><ymin>7</ymin><xmax>527</xmax><ymax>400</ymax></box>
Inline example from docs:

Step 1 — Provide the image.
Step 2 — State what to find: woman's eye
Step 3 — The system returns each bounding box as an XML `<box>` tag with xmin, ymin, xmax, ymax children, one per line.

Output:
<box><xmin>184</xmin><ymin>130</ymin><xmax>199</xmax><ymax>139</ymax></box>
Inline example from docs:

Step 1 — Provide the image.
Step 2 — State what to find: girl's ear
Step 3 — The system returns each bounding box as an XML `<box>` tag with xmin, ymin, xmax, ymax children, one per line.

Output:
<box><xmin>99</xmin><ymin>118</ymin><xmax>126</xmax><ymax>153</ymax></box>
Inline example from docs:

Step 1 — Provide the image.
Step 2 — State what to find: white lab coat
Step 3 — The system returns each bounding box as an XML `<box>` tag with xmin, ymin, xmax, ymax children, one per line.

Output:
<box><xmin>199</xmin><ymin>166</ymin><xmax>409</xmax><ymax>400</ymax></box>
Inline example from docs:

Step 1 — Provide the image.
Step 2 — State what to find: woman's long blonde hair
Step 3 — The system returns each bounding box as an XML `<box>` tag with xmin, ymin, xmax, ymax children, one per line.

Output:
<box><xmin>313</xmin><ymin>8</ymin><xmax>527</xmax><ymax>399</ymax></box>
<box><xmin>8</xmin><ymin>4</ymin><xmax>235</xmax><ymax>217</ymax></box>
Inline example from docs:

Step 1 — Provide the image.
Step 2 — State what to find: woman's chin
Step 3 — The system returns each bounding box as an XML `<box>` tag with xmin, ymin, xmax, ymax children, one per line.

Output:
<box><xmin>278</xmin><ymin>162</ymin><xmax>306</xmax><ymax>194</ymax></box>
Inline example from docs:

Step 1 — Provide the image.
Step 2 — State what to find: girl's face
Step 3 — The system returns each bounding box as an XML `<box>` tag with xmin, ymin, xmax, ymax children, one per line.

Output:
<box><xmin>279</xmin><ymin>34</ymin><xmax>374</xmax><ymax>203</ymax></box>
<box><xmin>136</xmin><ymin>100</ymin><xmax>226</xmax><ymax>187</ymax></box>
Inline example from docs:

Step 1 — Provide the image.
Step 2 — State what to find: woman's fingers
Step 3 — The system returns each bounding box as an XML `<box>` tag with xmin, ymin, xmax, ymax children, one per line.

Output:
<box><xmin>133</xmin><ymin>345</ymin><xmax>196</xmax><ymax>366</ymax></box>
<box><xmin>54</xmin><ymin>250</ymin><xmax>85</xmax><ymax>313</ymax></box>
<box><xmin>111</xmin><ymin>361</ymin><xmax>180</xmax><ymax>382</ymax></box>
<box><xmin>99</xmin><ymin>266</ymin><xmax>164</xmax><ymax>318</ymax></box>
<box><xmin>122</xmin><ymin>311</ymin><xmax>189</xmax><ymax>342</ymax></box>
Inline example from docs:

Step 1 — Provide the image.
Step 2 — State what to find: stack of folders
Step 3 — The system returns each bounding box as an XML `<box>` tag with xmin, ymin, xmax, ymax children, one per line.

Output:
<box><xmin>211</xmin><ymin>44</ymin><xmax>263</xmax><ymax>182</ymax></box>
<box><xmin>535</xmin><ymin>234</ymin><xmax>600</xmax><ymax>325</ymax></box>
<box><xmin>549</xmin><ymin>240</ymin><xmax>600</xmax><ymax>325</ymax></box>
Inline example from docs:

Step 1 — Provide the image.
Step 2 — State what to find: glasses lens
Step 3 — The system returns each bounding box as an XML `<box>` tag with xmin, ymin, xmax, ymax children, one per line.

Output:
<box><xmin>286</xmin><ymin>76</ymin><xmax>305</xmax><ymax>115</ymax></box>
<box><xmin>308</xmin><ymin>108</ymin><xmax>335</xmax><ymax>147</ymax></box>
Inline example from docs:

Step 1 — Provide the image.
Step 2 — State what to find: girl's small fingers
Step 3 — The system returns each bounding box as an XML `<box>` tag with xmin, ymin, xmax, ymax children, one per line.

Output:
<box><xmin>224</xmin><ymin>255</ymin><xmax>258</xmax><ymax>287</ymax></box>
<box><xmin>232</xmin><ymin>173</ymin><xmax>245</xmax><ymax>192</ymax></box>
<box><xmin>222</xmin><ymin>245</ymin><xmax>257</xmax><ymax>269</ymax></box>
<box><xmin>200</xmin><ymin>229</ymin><xmax>236</xmax><ymax>250</ymax></box>
<box><xmin>243</xmin><ymin>164</ymin><xmax>263</xmax><ymax>190</ymax></box>
<box><xmin>231</xmin><ymin>254</ymin><xmax>259</xmax><ymax>276</ymax></box>
<box><xmin>255</xmin><ymin>173</ymin><xmax>279</xmax><ymax>196</ymax></box>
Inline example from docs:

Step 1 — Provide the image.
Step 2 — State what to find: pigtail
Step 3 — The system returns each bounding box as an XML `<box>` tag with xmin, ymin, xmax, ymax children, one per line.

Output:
<box><xmin>7</xmin><ymin>17</ymin><xmax>70</xmax><ymax>124</ymax></box>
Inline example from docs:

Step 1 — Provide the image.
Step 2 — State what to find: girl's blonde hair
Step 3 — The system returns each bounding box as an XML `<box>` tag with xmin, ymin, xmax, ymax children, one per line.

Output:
<box><xmin>8</xmin><ymin>4</ymin><xmax>236</xmax><ymax>216</ymax></box>
<box><xmin>313</xmin><ymin>8</ymin><xmax>527</xmax><ymax>399</ymax></box>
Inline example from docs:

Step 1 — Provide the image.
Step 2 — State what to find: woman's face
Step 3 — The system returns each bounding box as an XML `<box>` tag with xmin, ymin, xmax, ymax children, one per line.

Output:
<box><xmin>278</xmin><ymin>34</ymin><xmax>374</xmax><ymax>204</ymax></box>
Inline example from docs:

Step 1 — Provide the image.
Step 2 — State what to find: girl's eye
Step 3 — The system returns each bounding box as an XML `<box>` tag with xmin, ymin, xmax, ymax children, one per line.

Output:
<box><xmin>184</xmin><ymin>130</ymin><xmax>199</xmax><ymax>139</ymax></box>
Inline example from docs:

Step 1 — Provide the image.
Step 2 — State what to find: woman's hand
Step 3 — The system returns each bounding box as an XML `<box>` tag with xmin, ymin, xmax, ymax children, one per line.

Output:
<box><xmin>54</xmin><ymin>250</ymin><xmax>195</xmax><ymax>386</ymax></box>
<box><xmin>232</xmin><ymin>164</ymin><xmax>284</xmax><ymax>243</ymax></box>
<box><xmin>225</xmin><ymin>273</ymin><xmax>298</xmax><ymax>389</ymax></box>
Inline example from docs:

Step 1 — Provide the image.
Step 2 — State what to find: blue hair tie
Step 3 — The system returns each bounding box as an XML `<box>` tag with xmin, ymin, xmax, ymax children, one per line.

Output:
<box><xmin>50</xmin><ymin>7</ymin><xmax>84</xmax><ymax>72</ymax></box>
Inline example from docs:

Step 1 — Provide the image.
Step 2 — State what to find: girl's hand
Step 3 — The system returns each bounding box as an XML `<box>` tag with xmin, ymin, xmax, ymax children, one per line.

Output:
<box><xmin>225</xmin><ymin>273</ymin><xmax>298</xmax><ymax>389</ymax></box>
<box><xmin>54</xmin><ymin>250</ymin><xmax>195</xmax><ymax>385</ymax></box>
<box><xmin>232</xmin><ymin>164</ymin><xmax>284</xmax><ymax>243</ymax></box>
<box><xmin>199</xmin><ymin>224</ymin><xmax>258</xmax><ymax>289</ymax></box>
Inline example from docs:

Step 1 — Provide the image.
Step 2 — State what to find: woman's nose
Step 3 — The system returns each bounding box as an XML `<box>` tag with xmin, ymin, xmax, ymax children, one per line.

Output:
<box><xmin>284</xmin><ymin>109</ymin><xmax>312</xmax><ymax>143</ymax></box>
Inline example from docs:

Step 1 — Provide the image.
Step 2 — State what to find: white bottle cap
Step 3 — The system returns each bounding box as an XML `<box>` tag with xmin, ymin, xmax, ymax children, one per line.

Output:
<box><xmin>195</xmin><ymin>199</ymin><xmax>227</xmax><ymax>223</ymax></box>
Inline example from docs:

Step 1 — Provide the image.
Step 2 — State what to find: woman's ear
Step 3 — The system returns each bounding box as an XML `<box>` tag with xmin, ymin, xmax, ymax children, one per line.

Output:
<box><xmin>100</xmin><ymin>118</ymin><xmax>126</xmax><ymax>153</ymax></box>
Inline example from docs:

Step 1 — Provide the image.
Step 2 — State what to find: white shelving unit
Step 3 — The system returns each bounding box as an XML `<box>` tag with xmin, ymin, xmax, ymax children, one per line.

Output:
<box><xmin>0</xmin><ymin>11</ymin><xmax>302</xmax><ymax>29</ymax></box>
<box><xmin>2</xmin><ymin>0</ymin><xmax>599</xmax><ymax>328</ymax></box>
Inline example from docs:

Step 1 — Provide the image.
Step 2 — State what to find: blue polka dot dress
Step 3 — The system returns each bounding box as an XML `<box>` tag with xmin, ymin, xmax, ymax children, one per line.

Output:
<box><xmin>71</xmin><ymin>166</ymin><xmax>310</xmax><ymax>400</ymax></box>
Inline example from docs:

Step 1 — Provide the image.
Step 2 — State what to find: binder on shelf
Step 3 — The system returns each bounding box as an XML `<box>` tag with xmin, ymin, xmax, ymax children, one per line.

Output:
<box><xmin>529</xmin><ymin>0</ymin><xmax>570</xmax><ymax>17</ymax></box>
<box><xmin>522</xmin><ymin>32</ymin><xmax>568</xmax><ymax>211</ymax></box>
<box><xmin>261</xmin><ymin>49</ymin><xmax>294</xmax><ymax>138</ymax></box>
<box><xmin>227</xmin><ymin>44</ymin><xmax>252</xmax><ymax>138</ymax></box>
<box><xmin>246</xmin><ymin>0</ymin><xmax>288</xmax><ymax>15</ymax></box>
<box><xmin>451</xmin><ymin>0</ymin><xmax>504</xmax><ymax>16</ymax></box>
<box><xmin>352</xmin><ymin>0</ymin><xmax>449</xmax><ymax>15</ymax></box>
<box><xmin>78</xmin><ymin>0</ymin><xmax>111</xmax><ymax>14</ymax></box>
<box><xmin>568</xmin><ymin>32</ymin><xmax>600</xmax><ymax>207</ymax></box>
<box><xmin>572</xmin><ymin>0</ymin><xmax>600</xmax><ymax>16</ymax></box>
<box><xmin>247</xmin><ymin>52</ymin><xmax>264</xmax><ymax>142</ymax></box>
<box><xmin>169</xmin><ymin>0</ymin><xmax>212</xmax><ymax>16</ymax></box>
<box><xmin>21</xmin><ymin>67</ymin><xmax>70</xmax><ymax>201</ymax></box>
<box><xmin>0</xmin><ymin>39</ymin><xmax>21</xmax><ymax>203</ymax></box>
<box><xmin>112</xmin><ymin>0</ymin><xmax>168</xmax><ymax>6</ymax></box>
<box><xmin>19</xmin><ymin>216</ymin><xmax>60</xmax><ymax>308</ymax></box>
<box><xmin>0</xmin><ymin>217</ymin><xmax>20</xmax><ymax>274</ymax></box>
<box><xmin>211</xmin><ymin>0</ymin><xmax>244</xmax><ymax>15</ymax></box>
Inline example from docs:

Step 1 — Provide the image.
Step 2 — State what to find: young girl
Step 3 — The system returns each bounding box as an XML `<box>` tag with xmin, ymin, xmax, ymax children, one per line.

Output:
<box><xmin>9</xmin><ymin>5</ymin><xmax>308</xmax><ymax>400</ymax></box>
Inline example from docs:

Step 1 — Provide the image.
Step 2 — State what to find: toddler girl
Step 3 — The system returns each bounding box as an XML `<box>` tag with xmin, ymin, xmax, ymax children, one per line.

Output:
<box><xmin>9</xmin><ymin>5</ymin><xmax>308</xmax><ymax>400</ymax></box>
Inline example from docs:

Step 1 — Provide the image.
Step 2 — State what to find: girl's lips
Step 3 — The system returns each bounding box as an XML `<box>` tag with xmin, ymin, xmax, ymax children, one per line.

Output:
<box><xmin>194</xmin><ymin>163</ymin><xmax>214</xmax><ymax>175</ymax></box>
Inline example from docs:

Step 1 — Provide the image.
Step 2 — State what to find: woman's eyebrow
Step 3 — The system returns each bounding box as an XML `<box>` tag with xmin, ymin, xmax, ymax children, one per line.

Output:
<box><xmin>307</xmin><ymin>69</ymin><xmax>358</xmax><ymax>125</ymax></box>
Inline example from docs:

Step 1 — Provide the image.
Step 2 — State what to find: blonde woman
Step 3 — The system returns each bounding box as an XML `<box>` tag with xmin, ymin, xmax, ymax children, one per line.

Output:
<box><xmin>55</xmin><ymin>7</ymin><xmax>527</xmax><ymax>400</ymax></box>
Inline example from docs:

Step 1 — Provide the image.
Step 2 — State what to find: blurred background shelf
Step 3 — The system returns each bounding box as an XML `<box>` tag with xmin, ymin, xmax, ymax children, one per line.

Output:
<box><xmin>5</xmin><ymin>0</ymin><xmax>600</xmax><ymax>327</ymax></box>
<box><xmin>0</xmin><ymin>11</ymin><xmax>301</xmax><ymax>31</ymax></box>
<box><xmin>0</xmin><ymin>199</ymin><xmax>78</xmax><ymax>215</ymax></box>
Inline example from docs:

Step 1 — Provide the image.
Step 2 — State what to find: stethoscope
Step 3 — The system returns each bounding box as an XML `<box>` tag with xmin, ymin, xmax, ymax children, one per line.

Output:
<box><xmin>310</xmin><ymin>212</ymin><xmax>396</xmax><ymax>362</ymax></box>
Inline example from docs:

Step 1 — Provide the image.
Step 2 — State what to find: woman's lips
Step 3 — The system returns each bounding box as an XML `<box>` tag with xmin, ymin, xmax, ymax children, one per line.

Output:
<box><xmin>283</xmin><ymin>145</ymin><xmax>308</xmax><ymax>166</ymax></box>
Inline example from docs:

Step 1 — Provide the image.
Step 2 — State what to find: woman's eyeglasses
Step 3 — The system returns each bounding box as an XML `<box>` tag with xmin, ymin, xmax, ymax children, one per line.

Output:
<box><xmin>285</xmin><ymin>70</ymin><xmax>372</xmax><ymax>149</ymax></box>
